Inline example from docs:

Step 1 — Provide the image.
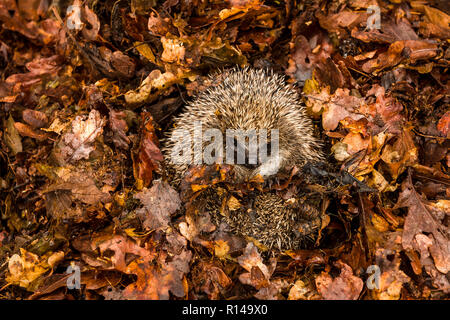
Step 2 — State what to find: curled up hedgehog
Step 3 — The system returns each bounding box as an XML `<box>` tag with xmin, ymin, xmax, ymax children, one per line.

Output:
<box><xmin>163</xmin><ymin>68</ymin><xmax>328</xmax><ymax>251</ymax></box>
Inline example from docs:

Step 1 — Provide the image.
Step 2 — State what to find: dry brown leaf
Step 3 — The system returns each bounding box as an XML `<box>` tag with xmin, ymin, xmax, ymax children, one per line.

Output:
<box><xmin>192</xmin><ymin>261</ymin><xmax>232</xmax><ymax>299</ymax></box>
<box><xmin>423</xmin><ymin>5</ymin><xmax>450</xmax><ymax>29</ymax></box>
<box><xmin>351</xmin><ymin>18</ymin><xmax>419</xmax><ymax>43</ymax></box>
<box><xmin>394</xmin><ymin>172</ymin><xmax>449</xmax><ymax>291</ymax></box>
<box><xmin>22</xmin><ymin>109</ymin><xmax>48</xmax><ymax>129</ymax></box>
<box><xmin>125</xmin><ymin>69</ymin><xmax>179</xmax><ymax>105</ymax></box>
<box><xmin>3</xmin><ymin>115</ymin><xmax>23</xmax><ymax>155</ymax></box>
<box><xmin>123</xmin><ymin>249</ymin><xmax>192</xmax><ymax>300</ymax></box>
<box><xmin>81</xmin><ymin>4</ymin><xmax>100</xmax><ymax>41</ymax></box>
<box><xmin>0</xmin><ymin>0</ymin><xmax>59</xmax><ymax>44</ymax></box>
<box><xmin>6</xmin><ymin>248</ymin><xmax>61</xmax><ymax>290</ymax></box>
<box><xmin>79</xmin><ymin>234</ymin><xmax>156</xmax><ymax>271</ymax></box>
<box><xmin>109</xmin><ymin>109</ymin><xmax>131</xmax><ymax>149</ymax></box>
<box><xmin>437</xmin><ymin>111</ymin><xmax>450</xmax><ymax>137</ymax></box>
<box><xmin>380</xmin><ymin>128</ymin><xmax>418</xmax><ymax>179</ymax></box>
<box><xmin>14</xmin><ymin>122</ymin><xmax>48</xmax><ymax>141</ymax></box>
<box><xmin>306</xmin><ymin>88</ymin><xmax>365</xmax><ymax>131</ymax></box>
<box><xmin>237</xmin><ymin>243</ymin><xmax>284</xmax><ymax>299</ymax></box>
<box><xmin>288</xmin><ymin>279</ymin><xmax>321</xmax><ymax>300</ymax></box>
<box><xmin>362</xmin><ymin>40</ymin><xmax>438</xmax><ymax>74</ymax></box>
<box><xmin>133</xmin><ymin>113</ymin><xmax>163</xmax><ymax>188</ymax></box>
<box><xmin>317</xmin><ymin>10</ymin><xmax>367</xmax><ymax>34</ymax></box>
<box><xmin>58</xmin><ymin>110</ymin><xmax>105</xmax><ymax>163</ymax></box>
<box><xmin>369</xmin><ymin>247</ymin><xmax>411</xmax><ymax>300</ymax></box>
<box><xmin>286</xmin><ymin>35</ymin><xmax>333</xmax><ymax>84</ymax></box>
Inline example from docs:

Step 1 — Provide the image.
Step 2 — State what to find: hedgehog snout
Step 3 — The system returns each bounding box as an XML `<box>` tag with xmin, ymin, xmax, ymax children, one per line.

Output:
<box><xmin>252</xmin><ymin>152</ymin><xmax>283</xmax><ymax>178</ymax></box>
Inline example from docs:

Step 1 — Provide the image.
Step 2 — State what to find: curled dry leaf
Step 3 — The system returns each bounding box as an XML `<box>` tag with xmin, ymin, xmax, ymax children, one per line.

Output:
<box><xmin>288</xmin><ymin>279</ymin><xmax>321</xmax><ymax>300</ymax></box>
<box><xmin>351</xmin><ymin>18</ymin><xmax>419</xmax><ymax>44</ymax></box>
<box><xmin>420</xmin><ymin>5</ymin><xmax>450</xmax><ymax>29</ymax></box>
<box><xmin>45</xmin><ymin>171</ymin><xmax>111</xmax><ymax>206</ymax></box>
<box><xmin>362</xmin><ymin>40</ymin><xmax>438</xmax><ymax>74</ymax></box>
<box><xmin>77</xmin><ymin>234</ymin><xmax>156</xmax><ymax>271</ymax></box>
<box><xmin>125</xmin><ymin>69</ymin><xmax>179</xmax><ymax>105</ymax></box>
<box><xmin>4</xmin><ymin>55</ymin><xmax>62</xmax><ymax>96</ymax></box>
<box><xmin>97</xmin><ymin>47</ymin><xmax>136</xmax><ymax>78</ymax></box>
<box><xmin>436</xmin><ymin>111</ymin><xmax>450</xmax><ymax>137</ymax></box>
<box><xmin>109</xmin><ymin>109</ymin><xmax>131</xmax><ymax>149</ymax></box>
<box><xmin>380</xmin><ymin>128</ymin><xmax>418</xmax><ymax>180</ymax></box>
<box><xmin>237</xmin><ymin>243</ymin><xmax>283</xmax><ymax>299</ymax></box>
<box><xmin>306</xmin><ymin>87</ymin><xmax>365</xmax><ymax>131</ymax></box>
<box><xmin>78</xmin><ymin>232</ymin><xmax>192</xmax><ymax>300</ymax></box>
<box><xmin>286</xmin><ymin>35</ymin><xmax>333</xmax><ymax>84</ymax></box>
<box><xmin>178</xmin><ymin>205</ymin><xmax>216</xmax><ymax>242</ymax></box>
<box><xmin>161</xmin><ymin>37</ymin><xmax>186</xmax><ymax>63</ymax></box>
<box><xmin>238</xmin><ymin>242</ymin><xmax>275</xmax><ymax>286</ymax></box>
<box><xmin>0</xmin><ymin>0</ymin><xmax>60</xmax><ymax>44</ymax></box>
<box><xmin>317</xmin><ymin>10</ymin><xmax>367</xmax><ymax>35</ymax></box>
<box><xmin>147</xmin><ymin>12</ymin><xmax>174</xmax><ymax>36</ymax></box>
<box><xmin>14</xmin><ymin>122</ymin><xmax>48</xmax><ymax>141</ymax></box>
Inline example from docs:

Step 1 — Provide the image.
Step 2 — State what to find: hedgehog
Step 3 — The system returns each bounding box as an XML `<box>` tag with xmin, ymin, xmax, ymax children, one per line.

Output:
<box><xmin>163</xmin><ymin>68</ymin><xmax>326</xmax><ymax>250</ymax></box>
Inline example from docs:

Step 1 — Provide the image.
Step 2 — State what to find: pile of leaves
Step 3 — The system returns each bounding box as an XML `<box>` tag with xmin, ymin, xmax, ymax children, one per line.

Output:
<box><xmin>0</xmin><ymin>0</ymin><xmax>448</xmax><ymax>300</ymax></box>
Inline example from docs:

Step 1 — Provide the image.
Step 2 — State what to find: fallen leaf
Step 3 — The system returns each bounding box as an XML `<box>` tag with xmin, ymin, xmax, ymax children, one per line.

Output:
<box><xmin>109</xmin><ymin>109</ymin><xmax>131</xmax><ymax>149</ymax></box>
<box><xmin>132</xmin><ymin>113</ymin><xmax>163</xmax><ymax>188</ymax></box>
<box><xmin>6</xmin><ymin>248</ymin><xmax>54</xmax><ymax>290</ymax></box>
<box><xmin>81</xmin><ymin>4</ymin><xmax>100</xmax><ymax>41</ymax></box>
<box><xmin>22</xmin><ymin>109</ymin><xmax>48</xmax><ymax>128</ymax></box>
<box><xmin>437</xmin><ymin>111</ymin><xmax>450</xmax><ymax>137</ymax></box>
<box><xmin>58</xmin><ymin>109</ymin><xmax>105</xmax><ymax>163</ymax></box>
<box><xmin>237</xmin><ymin>243</ymin><xmax>283</xmax><ymax>299</ymax></box>
<box><xmin>288</xmin><ymin>279</ymin><xmax>321</xmax><ymax>300</ymax></box>
<box><xmin>394</xmin><ymin>171</ymin><xmax>449</xmax><ymax>290</ymax></box>
<box><xmin>125</xmin><ymin>69</ymin><xmax>179</xmax><ymax>105</ymax></box>
<box><xmin>370</xmin><ymin>248</ymin><xmax>411</xmax><ymax>300</ymax></box>
<box><xmin>192</xmin><ymin>261</ymin><xmax>232</xmax><ymax>299</ymax></box>
<box><xmin>14</xmin><ymin>122</ymin><xmax>48</xmax><ymax>141</ymax></box>
<box><xmin>123</xmin><ymin>249</ymin><xmax>192</xmax><ymax>300</ymax></box>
